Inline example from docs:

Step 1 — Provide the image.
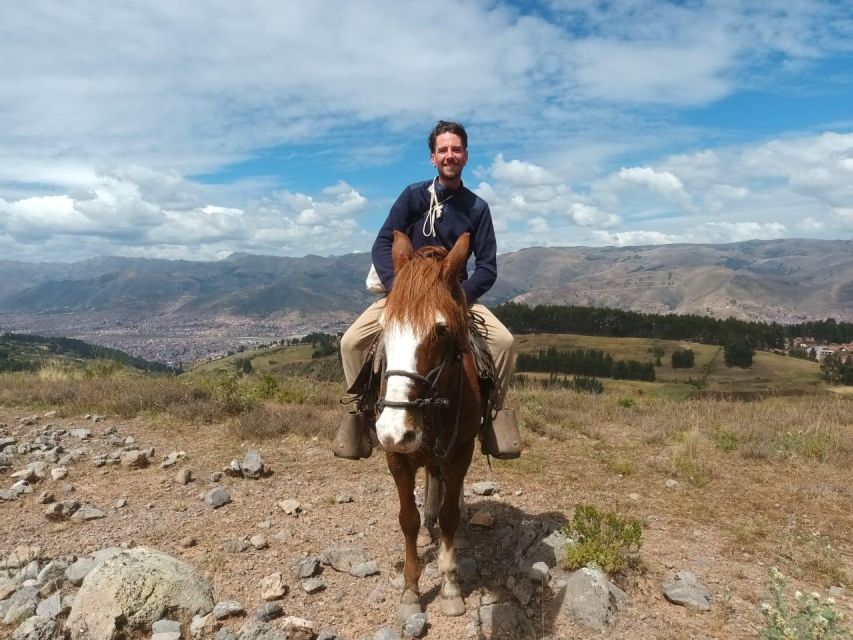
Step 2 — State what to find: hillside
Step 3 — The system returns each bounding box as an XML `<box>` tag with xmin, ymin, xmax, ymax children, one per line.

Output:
<box><xmin>0</xmin><ymin>333</ymin><xmax>173</xmax><ymax>373</ymax></box>
<box><xmin>1</xmin><ymin>239</ymin><xmax>852</xmax><ymax>324</ymax></box>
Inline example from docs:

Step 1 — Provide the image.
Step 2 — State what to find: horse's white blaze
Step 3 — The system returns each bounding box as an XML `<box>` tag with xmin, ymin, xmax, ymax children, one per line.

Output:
<box><xmin>376</xmin><ymin>320</ymin><xmax>422</xmax><ymax>451</ymax></box>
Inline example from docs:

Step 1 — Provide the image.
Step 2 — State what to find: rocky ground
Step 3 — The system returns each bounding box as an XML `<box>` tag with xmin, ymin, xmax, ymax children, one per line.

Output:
<box><xmin>1</xmin><ymin>406</ymin><xmax>851</xmax><ymax>639</ymax></box>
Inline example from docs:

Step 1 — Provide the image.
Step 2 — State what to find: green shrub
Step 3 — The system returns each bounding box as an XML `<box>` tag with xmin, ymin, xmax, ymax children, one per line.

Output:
<box><xmin>562</xmin><ymin>504</ymin><xmax>642</xmax><ymax>575</ymax></box>
<box><xmin>761</xmin><ymin>567</ymin><xmax>851</xmax><ymax>639</ymax></box>
<box><xmin>671</xmin><ymin>348</ymin><xmax>695</xmax><ymax>369</ymax></box>
<box><xmin>713</xmin><ymin>427</ymin><xmax>739</xmax><ymax>452</ymax></box>
<box><xmin>618</xmin><ymin>397</ymin><xmax>636</xmax><ymax>408</ymax></box>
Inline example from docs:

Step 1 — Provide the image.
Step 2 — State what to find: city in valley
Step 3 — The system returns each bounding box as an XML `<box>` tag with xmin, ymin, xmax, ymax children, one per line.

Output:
<box><xmin>0</xmin><ymin>311</ymin><xmax>351</xmax><ymax>369</ymax></box>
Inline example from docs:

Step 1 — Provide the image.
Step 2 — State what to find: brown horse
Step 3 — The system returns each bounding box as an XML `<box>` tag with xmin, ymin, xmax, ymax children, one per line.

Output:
<box><xmin>376</xmin><ymin>230</ymin><xmax>483</xmax><ymax>621</ymax></box>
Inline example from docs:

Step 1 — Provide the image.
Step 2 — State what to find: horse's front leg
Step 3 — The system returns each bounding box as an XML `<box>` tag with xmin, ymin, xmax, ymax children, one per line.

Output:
<box><xmin>418</xmin><ymin>466</ymin><xmax>442</xmax><ymax>547</ymax></box>
<box><xmin>386</xmin><ymin>452</ymin><xmax>423</xmax><ymax>621</ymax></box>
<box><xmin>437</xmin><ymin>440</ymin><xmax>475</xmax><ymax>616</ymax></box>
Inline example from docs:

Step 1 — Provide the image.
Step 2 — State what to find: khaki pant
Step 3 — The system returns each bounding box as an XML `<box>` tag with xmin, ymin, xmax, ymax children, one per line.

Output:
<box><xmin>340</xmin><ymin>297</ymin><xmax>516</xmax><ymax>408</ymax></box>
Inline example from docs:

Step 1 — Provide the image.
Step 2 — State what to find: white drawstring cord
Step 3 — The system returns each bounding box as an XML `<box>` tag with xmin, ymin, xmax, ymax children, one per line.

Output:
<box><xmin>423</xmin><ymin>178</ymin><xmax>454</xmax><ymax>238</ymax></box>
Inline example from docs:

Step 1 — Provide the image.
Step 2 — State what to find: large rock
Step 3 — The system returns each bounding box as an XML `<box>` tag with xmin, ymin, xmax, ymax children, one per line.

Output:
<box><xmin>662</xmin><ymin>570</ymin><xmax>712</xmax><ymax>611</ymax></box>
<box><xmin>559</xmin><ymin>567</ymin><xmax>626</xmax><ymax>630</ymax></box>
<box><xmin>66</xmin><ymin>547</ymin><xmax>214</xmax><ymax>639</ymax></box>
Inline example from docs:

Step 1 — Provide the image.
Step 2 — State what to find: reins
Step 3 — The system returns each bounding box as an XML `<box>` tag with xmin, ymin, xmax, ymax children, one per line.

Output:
<box><xmin>377</xmin><ymin>344</ymin><xmax>466</xmax><ymax>472</ymax></box>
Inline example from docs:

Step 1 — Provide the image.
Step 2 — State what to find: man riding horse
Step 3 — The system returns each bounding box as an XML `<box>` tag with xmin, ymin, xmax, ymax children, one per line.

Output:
<box><xmin>338</xmin><ymin>120</ymin><xmax>520</xmax><ymax>458</ymax></box>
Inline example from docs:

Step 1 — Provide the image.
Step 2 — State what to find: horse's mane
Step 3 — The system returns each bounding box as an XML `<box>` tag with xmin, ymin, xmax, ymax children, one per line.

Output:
<box><xmin>384</xmin><ymin>245</ymin><xmax>467</xmax><ymax>338</ymax></box>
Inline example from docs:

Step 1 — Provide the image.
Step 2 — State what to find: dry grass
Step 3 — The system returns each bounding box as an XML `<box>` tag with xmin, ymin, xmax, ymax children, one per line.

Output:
<box><xmin>0</xmin><ymin>366</ymin><xmax>343</xmax><ymax>426</ymax></box>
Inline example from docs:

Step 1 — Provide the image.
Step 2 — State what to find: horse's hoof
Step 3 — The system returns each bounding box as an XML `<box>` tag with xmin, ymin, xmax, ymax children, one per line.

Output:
<box><xmin>417</xmin><ymin>526</ymin><xmax>433</xmax><ymax>547</ymax></box>
<box><xmin>440</xmin><ymin>595</ymin><xmax>466</xmax><ymax>617</ymax></box>
<box><xmin>398</xmin><ymin>600</ymin><xmax>423</xmax><ymax>623</ymax></box>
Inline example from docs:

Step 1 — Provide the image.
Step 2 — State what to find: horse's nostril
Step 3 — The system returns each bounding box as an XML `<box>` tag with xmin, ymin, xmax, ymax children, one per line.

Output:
<box><xmin>401</xmin><ymin>430</ymin><xmax>417</xmax><ymax>445</ymax></box>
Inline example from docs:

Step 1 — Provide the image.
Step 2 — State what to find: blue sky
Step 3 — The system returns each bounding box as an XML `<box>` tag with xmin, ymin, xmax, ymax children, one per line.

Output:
<box><xmin>1</xmin><ymin>0</ymin><xmax>852</xmax><ymax>262</ymax></box>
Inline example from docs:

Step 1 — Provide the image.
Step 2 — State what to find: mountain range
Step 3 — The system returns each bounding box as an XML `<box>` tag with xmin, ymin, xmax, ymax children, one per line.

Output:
<box><xmin>2</xmin><ymin>238</ymin><xmax>852</xmax><ymax>324</ymax></box>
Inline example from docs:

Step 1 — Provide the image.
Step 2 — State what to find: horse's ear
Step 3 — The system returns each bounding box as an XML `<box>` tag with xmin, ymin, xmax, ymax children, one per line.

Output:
<box><xmin>442</xmin><ymin>232</ymin><xmax>470</xmax><ymax>285</ymax></box>
<box><xmin>391</xmin><ymin>230</ymin><xmax>413</xmax><ymax>274</ymax></box>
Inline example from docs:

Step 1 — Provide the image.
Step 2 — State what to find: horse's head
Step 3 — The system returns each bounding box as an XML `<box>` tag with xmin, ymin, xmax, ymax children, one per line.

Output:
<box><xmin>376</xmin><ymin>230</ymin><xmax>470</xmax><ymax>453</ymax></box>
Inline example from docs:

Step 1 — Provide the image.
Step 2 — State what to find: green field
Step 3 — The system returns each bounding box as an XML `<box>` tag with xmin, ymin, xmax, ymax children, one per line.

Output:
<box><xmin>187</xmin><ymin>343</ymin><xmax>316</xmax><ymax>378</ymax></box>
<box><xmin>514</xmin><ymin>333</ymin><xmax>827</xmax><ymax>399</ymax></box>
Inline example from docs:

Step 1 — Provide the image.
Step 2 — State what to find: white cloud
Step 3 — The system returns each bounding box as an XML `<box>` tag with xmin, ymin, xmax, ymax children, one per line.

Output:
<box><xmin>591</xmin><ymin>230</ymin><xmax>677</xmax><ymax>247</ymax></box>
<box><xmin>0</xmin><ymin>168</ymin><xmax>373</xmax><ymax>261</ymax></box>
<box><xmin>569</xmin><ymin>203</ymin><xmax>620</xmax><ymax>228</ymax></box>
<box><xmin>490</xmin><ymin>154</ymin><xmax>559</xmax><ymax>187</ymax></box>
<box><xmin>615</xmin><ymin>167</ymin><xmax>691</xmax><ymax>202</ymax></box>
<box><xmin>697</xmin><ymin>221</ymin><xmax>789</xmax><ymax>243</ymax></box>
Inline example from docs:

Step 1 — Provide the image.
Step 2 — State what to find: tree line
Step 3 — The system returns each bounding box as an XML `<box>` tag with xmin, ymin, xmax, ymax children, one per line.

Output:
<box><xmin>493</xmin><ymin>303</ymin><xmax>853</xmax><ymax>348</ymax></box>
<box><xmin>517</xmin><ymin>346</ymin><xmax>655</xmax><ymax>382</ymax></box>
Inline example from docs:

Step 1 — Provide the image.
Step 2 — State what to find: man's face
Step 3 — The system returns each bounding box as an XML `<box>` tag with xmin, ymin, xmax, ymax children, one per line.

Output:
<box><xmin>431</xmin><ymin>132</ymin><xmax>468</xmax><ymax>183</ymax></box>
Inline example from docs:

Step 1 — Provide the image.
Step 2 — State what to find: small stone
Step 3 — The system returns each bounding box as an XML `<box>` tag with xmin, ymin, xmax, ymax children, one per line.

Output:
<box><xmin>225</xmin><ymin>538</ymin><xmax>250</xmax><ymax>553</ymax></box>
<box><xmin>70</xmin><ymin>504</ymin><xmax>106</xmax><ymax>521</ymax></box>
<box><xmin>205</xmin><ymin>487</ymin><xmax>231</xmax><ymax>508</ymax></box>
<box><xmin>302</xmin><ymin>577</ymin><xmax>326</xmax><ymax>593</ymax></box>
<box><xmin>175</xmin><ymin>468</ymin><xmax>193</xmax><ymax>485</ymax></box>
<box><xmin>250</xmin><ymin>534</ymin><xmax>268</xmax><ymax>550</ymax></box>
<box><xmin>662</xmin><ymin>571</ymin><xmax>712</xmax><ymax>611</ymax></box>
<box><xmin>3</xmin><ymin>545</ymin><xmax>42</xmax><ymax>570</ymax></box>
<box><xmin>528</xmin><ymin>561</ymin><xmax>550</xmax><ymax>582</ymax></box>
<box><xmin>124</xmin><ymin>435</ymin><xmax>135</xmax><ymax>445</ymax></box>
<box><xmin>471</xmin><ymin>481</ymin><xmax>500</xmax><ymax>496</ymax></box>
<box><xmin>152</xmin><ymin>620</ymin><xmax>182</xmax><ymax>635</ymax></box>
<box><xmin>628</xmin><ymin>493</ymin><xmax>640</xmax><ymax>501</ymax></box>
<box><xmin>374</xmin><ymin>627</ymin><xmax>402</xmax><ymax>640</ymax></box>
<box><xmin>254</xmin><ymin>602</ymin><xmax>283</xmax><ymax>622</ymax></box>
<box><xmin>665</xmin><ymin>479</ymin><xmax>679</xmax><ymax>490</ymax></box>
<box><xmin>282</xmin><ymin>616</ymin><xmax>316</xmax><ymax>636</ymax></box>
<box><xmin>470</xmin><ymin>507</ymin><xmax>495</xmax><ymax>528</ymax></box>
<box><xmin>68</xmin><ymin>428</ymin><xmax>91</xmax><ymax>440</ymax></box>
<box><xmin>829</xmin><ymin>585</ymin><xmax>845</xmax><ymax>598</ymax></box>
<box><xmin>335</xmin><ymin>494</ymin><xmax>354</xmax><ymax>504</ymax></box>
<box><xmin>48</xmin><ymin>467</ymin><xmax>67</xmax><ymax>482</ymax></box>
<box><xmin>65</xmin><ymin>558</ymin><xmax>96</xmax><ymax>586</ymax></box>
<box><xmin>277</xmin><ymin>499</ymin><xmax>301</xmax><ymax>515</ymax></box>
<box><xmin>37</xmin><ymin>491</ymin><xmax>54</xmax><ymax>505</ymax></box>
<box><xmin>402</xmin><ymin>612</ymin><xmax>428</xmax><ymax>638</ymax></box>
<box><xmin>212</xmin><ymin>600</ymin><xmax>244</xmax><ymax>620</ymax></box>
<box><xmin>293</xmin><ymin>557</ymin><xmax>321</xmax><ymax>579</ymax></box>
<box><xmin>115</xmin><ymin>498</ymin><xmax>127</xmax><ymax>509</ymax></box>
<box><xmin>242</xmin><ymin>450</ymin><xmax>264</xmax><ymax>479</ymax></box>
<box><xmin>190</xmin><ymin>613</ymin><xmax>213</xmax><ymax>637</ymax></box>
<box><xmin>120</xmin><ymin>450</ymin><xmax>148</xmax><ymax>468</ymax></box>
<box><xmin>368</xmin><ymin>585</ymin><xmax>388</xmax><ymax>603</ymax></box>
<box><xmin>350</xmin><ymin>561</ymin><xmax>379</xmax><ymax>578</ymax></box>
<box><xmin>179</xmin><ymin>537</ymin><xmax>197</xmax><ymax>549</ymax></box>
<box><xmin>226</xmin><ymin>459</ymin><xmax>243</xmax><ymax>477</ymax></box>
<box><xmin>260</xmin><ymin>572</ymin><xmax>287</xmax><ymax>601</ymax></box>
<box><xmin>210</xmin><ymin>472</ymin><xmax>222</xmax><ymax>482</ymax></box>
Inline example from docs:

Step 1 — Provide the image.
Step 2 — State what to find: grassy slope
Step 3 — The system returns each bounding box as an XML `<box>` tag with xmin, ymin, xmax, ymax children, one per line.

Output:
<box><xmin>514</xmin><ymin>333</ymin><xmax>826</xmax><ymax>397</ymax></box>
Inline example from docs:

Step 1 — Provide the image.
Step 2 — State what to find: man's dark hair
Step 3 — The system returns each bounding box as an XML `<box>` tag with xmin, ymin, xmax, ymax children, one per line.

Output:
<box><xmin>428</xmin><ymin>120</ymin><xmax>468</xmax><ymax>153</ymax></box>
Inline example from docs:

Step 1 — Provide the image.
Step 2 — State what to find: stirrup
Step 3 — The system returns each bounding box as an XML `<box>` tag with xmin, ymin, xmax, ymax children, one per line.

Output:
<box><xmin>333</xmin><ymin>410</ymin><xmax>374</xmax><ymax>459</ymax></box>
<box><xmin>480</xmin><ymin>408</ymin><xmax>521</xmax><ymax>459</ymax></box>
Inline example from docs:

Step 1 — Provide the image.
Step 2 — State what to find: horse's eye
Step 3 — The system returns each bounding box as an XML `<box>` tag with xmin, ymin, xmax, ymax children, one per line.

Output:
<box><xmin>436</xmin><ymin>324</ymin><xmax>449</xmax><ymax>337</ymax></box>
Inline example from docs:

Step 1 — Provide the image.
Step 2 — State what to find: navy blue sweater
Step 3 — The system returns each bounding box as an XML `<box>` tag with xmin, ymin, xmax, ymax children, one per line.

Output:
<box><xmin>372</xmin><ymin>180</ymin><xmax>497</xmax><ymax>303</ymax></box>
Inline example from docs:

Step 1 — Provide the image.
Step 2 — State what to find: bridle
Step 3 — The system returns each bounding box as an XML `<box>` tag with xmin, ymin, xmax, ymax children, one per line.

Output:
<box><xmin>376</xmin><ymin>342</ymin><xmax>465</xmax><ymax>464</ymax></box>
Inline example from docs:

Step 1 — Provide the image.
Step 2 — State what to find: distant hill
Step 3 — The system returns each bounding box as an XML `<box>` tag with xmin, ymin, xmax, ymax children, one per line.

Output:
<box><xmin>1</xmin><ymin>238</ymin><xmax>852</xmax><ymax>324</ymax></box>
<box><xmin>0</xmin><ymin>333</ymin><xmax>174</xmax><ymax>373</ymax></box>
